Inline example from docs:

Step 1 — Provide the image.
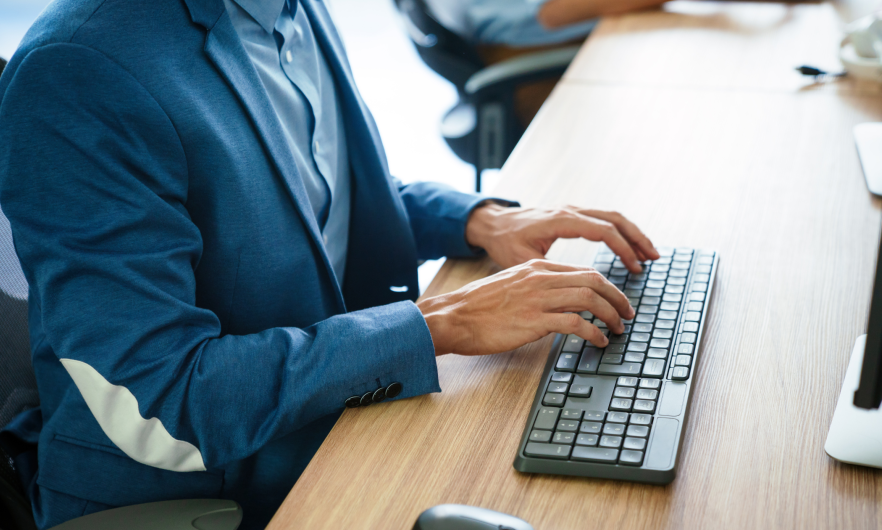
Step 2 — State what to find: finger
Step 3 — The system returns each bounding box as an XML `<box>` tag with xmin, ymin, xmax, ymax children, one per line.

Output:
<box><xmin>580</xmin><ymin>209</ymin><xmax>660</xmax><ymax>261</ymax></box>
<box><xmin>542</xmin><ymin>214</ymin><xmax>642</xmax><ymax>272</ymax></box>
<box><xmin>530</xmin><ymin>270</ymin><xmax>634</xmax><ymax>319</ymax></box>
<box><xmin>517</xmin><ymin>258</ymin><xmax>595</xmax><ymax>274</ymax></box>
<box><xmin>540</xmin><ymin>287</ymin><xmax>625</xmax><ymax>334</ymax></box>
<box><xmin>545</xmin><ymin>313</ymin><xmax>608</xmax><ymax>348</ymax></box>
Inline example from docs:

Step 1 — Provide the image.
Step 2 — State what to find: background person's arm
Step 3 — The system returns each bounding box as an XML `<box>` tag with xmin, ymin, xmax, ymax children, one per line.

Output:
<box><xmin>538</xmin><ymin>0</ymin><xmax>669</xmax><ymax>28</ymax></box>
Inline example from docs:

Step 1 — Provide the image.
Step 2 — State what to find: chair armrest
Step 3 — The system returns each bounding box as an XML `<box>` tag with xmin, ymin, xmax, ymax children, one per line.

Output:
<box><xmin>464</xmin><ymin>46</ymin><xmax>580</xmax><ymax>96</ymax></box>
<box><xmin>48</xmin><ymin>499</ymin><xmax>242</xmax><ymax>530</ymax></box>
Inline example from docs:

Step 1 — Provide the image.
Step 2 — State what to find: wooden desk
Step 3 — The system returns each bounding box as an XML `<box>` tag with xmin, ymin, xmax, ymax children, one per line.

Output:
<box><xmin>269</xmin><ymin>2</ymin><xmax>882</xmax><ymax>529</ymax></box>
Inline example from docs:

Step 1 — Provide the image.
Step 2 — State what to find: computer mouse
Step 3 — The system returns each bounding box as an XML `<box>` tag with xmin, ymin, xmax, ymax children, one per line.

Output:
<box><xmin>412</xmin><ymin>504</ymin><xmax>534</xmax><ymax>530</ymax></box>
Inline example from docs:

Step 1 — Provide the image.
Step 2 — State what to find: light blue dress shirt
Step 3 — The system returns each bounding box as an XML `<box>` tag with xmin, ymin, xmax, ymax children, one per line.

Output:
<box><xmin>223</xmin><ymin>0</ymin><xmax>351</xmax><ymax>283</ymax></box>
<box><xmin>425</xmin><ymin>0</ymin><xmax>598</xmax><ymax>47</ymax></box>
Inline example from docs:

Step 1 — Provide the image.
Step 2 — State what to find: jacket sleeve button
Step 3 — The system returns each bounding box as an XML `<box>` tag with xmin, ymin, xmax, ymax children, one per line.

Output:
<box><xmin>372</xmin><ymin>388</ymin><xmax>387</xmax><ymax>403</ymax></box>
<box><xmin>345</xmin><ymin>396</ymin><xmax>361</xmax><ymax>408</ymax></box>
<box><xmin>359</xmin><ymin>391</ymin><xmax>374</xmax><ymax>407</ymax></box>
<box><xmin>385</xmin><ymin>382</ymin><xmax>403</xmax><ymax>399</ymax></box>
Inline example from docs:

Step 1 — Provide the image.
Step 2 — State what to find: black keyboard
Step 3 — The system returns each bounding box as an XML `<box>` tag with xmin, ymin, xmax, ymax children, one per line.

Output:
<box><xmin>513</xmin><ymin>246</ymin><xmax>718</xmax><ymax>484</ymax></box>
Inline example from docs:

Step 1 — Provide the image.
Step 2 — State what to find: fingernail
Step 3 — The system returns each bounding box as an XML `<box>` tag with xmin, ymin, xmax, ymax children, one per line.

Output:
<box><xmin>628</xmin><ymin>306</ymin><xmax>636</xmax><ymax>319</ymax></box>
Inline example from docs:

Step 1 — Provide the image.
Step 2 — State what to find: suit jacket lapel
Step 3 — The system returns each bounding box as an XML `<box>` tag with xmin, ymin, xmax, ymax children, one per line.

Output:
<box><xmin>184</xmin><ymin>0</ymin><xmax>346</xmax><ymax>309</ymax></box>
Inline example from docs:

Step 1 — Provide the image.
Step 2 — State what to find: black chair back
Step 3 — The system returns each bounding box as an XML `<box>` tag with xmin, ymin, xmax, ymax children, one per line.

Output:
<box><xmin>392</xmin><ymin>0</ymin><xmax>484</xmax><ymax>92</ymax></box>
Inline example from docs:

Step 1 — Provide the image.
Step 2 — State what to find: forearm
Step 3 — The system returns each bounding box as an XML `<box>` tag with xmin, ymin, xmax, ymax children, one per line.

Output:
<box><xmin>538</xmin><ymin>0</ymin><xmax>668</xmax><ymax>28</ymax></box>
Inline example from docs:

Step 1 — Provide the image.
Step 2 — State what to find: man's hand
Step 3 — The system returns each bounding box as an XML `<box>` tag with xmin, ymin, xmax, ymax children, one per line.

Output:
<box><xmin>465</xmin><ymin>204</ymin><xmax>660</xmax><ymax>272</ymax></box>
<box><xmin>418</xmin><ymin>259</ymin><xmax>635</xmax><ymax>356</ymax></box>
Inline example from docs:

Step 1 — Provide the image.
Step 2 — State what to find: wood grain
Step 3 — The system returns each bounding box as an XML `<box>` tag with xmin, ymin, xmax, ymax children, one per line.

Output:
<box><xmin>269</xmin><ymin>2</ymin><xmax>882</xmax><ymax>529</ymax></box>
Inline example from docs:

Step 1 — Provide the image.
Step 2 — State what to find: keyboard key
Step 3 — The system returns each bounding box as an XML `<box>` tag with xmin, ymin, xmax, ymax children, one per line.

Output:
<box><xmin>646</xmin><ymin>280</ymin><xmax>665</xmax><ymax>289</ymax></box>
<box><xmin>623</xmin><ymin>437</ymin><xmax>647</xmax><ymax>451</ymax></box>
<box><xmin>660</xmin><ymin>302</ymin><xmax>679</xmax><ymax>311</ymax></box>
<box><xmin>644</xmin><ymin>288</ymin><xmax>664</xmax><ymax>296</ymax></box>
<box><xmin>633</xmin><ymin>400</ymin><xmax>656</xmax><ymax>413</ymax></box>
<box><xmin>648</xmin><ymin>272</ymin><xmax>667</xmax><ymax>281</ymax></box>
<box><xmin>626</xmin><ymin>425</ymin><xmax>650</xmax><ymax>437</ymax></box>
<box><xmin>548</xmin><ymin>382</ymin><xmax>568</xmax><ymax>393</ymax></box>
<box><xmin>698</xmin><ymin>255</ymin><xmax>713</xmax><ymax>264</ymax></box>
<box><xmin>641</xmin><ymin>296</ymin><xmax>661</xmax><ymax>305</ymax></box>
<box><xmin>650</xmin><ymin>338</ymin><xmax>671</xmax><ymax>349</ymax></box>
<box><xmin>662</xmin><ymin>293</ymin><xmax>682</xmax><ymax>302</ymax></box>
<box><xmin>610</xmin><ymin>398</ymin><xmax>633</xmax><ymax>411</ymax></box>
<box><xmin>642</xmin><ymin>359</ymin><xmax>665</xmax><ymax>377</ymax></box>
<box><xmin>525</xmin><ymin>442</ymin><xmax>571</xmax><ymax>459</ymax></box>
<box><xmin>609</xmin><ymin>333</ymin><xmax>628</xmax><ymax>344</ymax></box>
<box><xmin>583</xmin><ymin>411</ymin><xmax>606</xmax><ymax>422</ymax></box>
<box><xmin>633</xmin><ymin>323</ymin><xmax>653</xmax><ymax>333</ymax></box>
<box><xmin>599</xmin><ymin>435</ymin><xmax>623</xmax><ymax>448</ymax></box>
<box><xmin>601</xmin><ymin>354</ymin><xmax>623</xmax><ymax>364</ymax></box>
<box><xmin>689</xmin><ymin>292</ymin><xmax>705</xmax><ymax>301</ymax></box>
<box><xmin>656</xmin><ymin>320</ymin><xmax>676</xmax><ymax>329</ymax></box>
<box><xmin>671</xmin><ymin>262</ymin><xmax>690</xmax><ymax>270</ymax></box>
<box><xmin>630</xmin><ymin>332</ymin><xmax>650</xmax><ymax>342</ymax></box>
<box><xmin>691</xmin><ymin>283</ymin><xmax>708</xmax><ymax>293</ymax></box>
<box><xmin>543</xmin><ymin>393</ymin><xmax>565</xmax><ymax>406</ymax></box>
<box><xmin>562</xmin><ymin>334</ymin><xmax>585</xmax><ymax>352</ymax></box>
<box><xmin>634</xmin><ymin>314</ymin><xmax>654</xmax><ymax>323</ymax></box>
<box><xmin>670</xmin><ymin>269</ymin><xmax>689</xmax><ymax>278</ymax></box>
<box><xmin>624</xmin><ymin>289</ymin><xmax>643</xmax><ymax>298</ymax></box>
<box><xmin>571</xmin><ymin>446</ymin><xmax>618</xmax><ymax>463</ymax></box>
<box><xmin>675</xmin><ymin>355</ymin><xmax>692</xmax><ymax>367</ymax></box>
<box><xmin>650</xmin><ymin>264</ymin><xmax>669</xmax><ymax>273</ymax></box>
<box><xmin>639</xmin><ymin>379</ymin><xmax>660</xmax><ymax>389</ymax></box>
<box><xmin>629</xmin><ymin>272</ymin><xmax>648</xmax><ymax>281</ymax></box>
<box><xmin>607</xmin><ymin>412</ymin><xmax>629</xmax><ymax>423</ymax></box>
<box><xmin>553</xmin><ymin>432</ymin><xmax>575</xmax><ymax>444</ymax></box>
<box><xmin>579</xmin><ymin>310</ymin><xmax>595</xmax><ymax>319</ymax></box>
<box><xmin>624</xmin><ymin>352</ymin><xmax>645</xmax><ymax>363</ymax></box>
<box><xmin>657</xmin><ymin>247</ymin><xmax>674</xmax><ymax>257</ymax></box>
<box><xmin>604</xmin><ymin>344</ymin><xmax>626</xmax><ymax>354</ymax></box>
<box><xmin>569</xmin><ymin>384</ymin><xmax>592</xmax><ymax>397</ymax></box>
<box><xmin>551</xmin><ymin>372</ymin><xmax>573</xmax><ymax>383</ymax></box>
<box><xmin>630</xmin><ymin>414</ymin><xmax>652</xmax><ymax>425</ymax></box>
<box><xmin>657</xmin><ymin>311</ymin><xmax>678</xmax><ymax>320</ymax></box>
<box><xmin>576</xmin><ymin>434</ymin><xmax>599</xmax><ymax>446</ymax></box>
<box><xmin>534</xmin><ymin>408</ymin><xmax>560</xmax><ymax>430</ymax></box>
<box><xmin>580</xmin><ymin>421</ymin><xmax>603</xmax><ymax>434</ymax></box>
<box><xmin>560</xmin><ymin>408</ymin><xmax>583</xmax><ymax>420</ymax></box>
<box><xmin>610</xmin><ymin>268</ymin><xmax>628</xmax><ymax>277</ymax></box>
<box><xmin>627</xmin><ymin>342</ymin><xmax>648</xmax><ymax>352</ymax></box>
<box><xmin>576</xmin><ymin>348</ymin><xmax>602</xmax><ymax>374</ymax></box>
<box><xmin>557</xmin><ymin>420</ymin><xmax>579</xmax><ymax>432</ymax></box>
<box><xmin>531</xmin><ymin>430</ymin><xmax>554</xmax><ymax>444</ymax></box>
<box><xmin>693</xmin><ymin>274</ymin><xmax>710</xmax><ymax>283</ymax></box>
<box><xmin>675</xmin><ymin>248</ymin><xmax>693</xmax><ymax>255</ymax></box>
<box><xmin>681</xmin><ymin>333</ymin><xmax>696</xmax><ymax>344</ymax></box>
<box><xmin>625</xmin><ymin>281</ymin><xmax>645</xmax><ymax>290</ymax></box>
<box><xmin>595</xmin><ymin>319</ymin><xmax>608</xmax><ymax>329</ymax></box>
<box><xmin>685</xmin><ymin>312</ymin><xmax>701</xmax><ymax>322</ymax></box>
<box><xmin>653</xmin><ymin>329</ymin><xmax>673</xmax><ymax>339</ymax></box>
<box><xmin>667</xmin><ymin>276</ymin><xmax>686</xmax><ymax>285</ymax></box>
<box><xmin>619</xmin><ymin>450</ymin><xmax>644</xmax><ymax>466</ymax></box>
<box><xmin>556</xmin><ymin>352</ymin><xmax>579</xmax><ymax>372</ymax></box>
<box><xmin>603</xmin><ymin>423</ymin><xmax>625</xmax><ymax>436</ymax></box>
<box><xmin>672</xmin><ymin>366</ymin><xmax>689</xmax><ymax>380</ymax></box>
<box><xmin>614</xmin><ymin>387</ymin><xmax>635</xmax><ymax>399</ymax></box>
<box><xmin>618</xmin><ymin>377</ymin><xmax>639</xmax><ymax>387</ymax></box>
<box><xmin>678</xmin><ymin>344</ymin><xmax>695</xmax><ymax>354</ymax></box>
<box><xmin>683</xmin><ymin>322</ymin><xmax>699</xmax><ymax>332</ymax></box>
<box><xmin>636</xmin><ymin>389</ymin><xmax>658</xmax><ymax>400</ymax></box>
<box><xmin>599</xmin><ymin>363</ymin><xmax>642</xmax><ymax>376</ymax></box>
<box><xmin>696</xmin><ymin>265</ymin><xmax>711</xmax><ymax>273</ymax></box>
<box><xmin>628</xmin><ymin>297</ymin><xmax>640</xmax><ymax>307</ymax></box>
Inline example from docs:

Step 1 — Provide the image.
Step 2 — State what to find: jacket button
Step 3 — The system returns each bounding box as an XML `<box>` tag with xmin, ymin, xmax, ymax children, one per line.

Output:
<box><xmin>345</xmin><ymin>396</ymin><xmax>361</xmax><ymax>408</ymax></box>
<box><xmin>372</xmin><ymin>388</ymin><xmax>387</xmax><ymax>403</ymax></box>
<box><xmin>360</xmin><ymin>392</ymin><xmax>374</xmax><ymax>407</ymax></box>
<box><xmin>385</xmin><ymin>382</ymin><xmax>403</xmax><ymax>399</ymax></box>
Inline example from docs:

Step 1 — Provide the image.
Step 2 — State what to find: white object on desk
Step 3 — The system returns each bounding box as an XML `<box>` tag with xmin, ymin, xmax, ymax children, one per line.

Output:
<box><xmin>825</xmin><ymin>335</ymin><xmax>882</xmax><ymax>469</ymax></box>
<box><xmin>855</xmin><ymin>123</ymin><xmax>882</xmax><ymax>196</ymax></box>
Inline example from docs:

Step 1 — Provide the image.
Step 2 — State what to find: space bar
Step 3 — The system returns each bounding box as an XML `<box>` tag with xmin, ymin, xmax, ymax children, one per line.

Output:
<box><xmin>597</xmin><ymin>363</ymin><xmax>641</xmax><ymax>376</ymax></box>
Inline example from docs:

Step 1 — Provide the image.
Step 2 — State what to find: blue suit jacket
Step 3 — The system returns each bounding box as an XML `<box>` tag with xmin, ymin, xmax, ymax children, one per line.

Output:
<box><xmin>0</xmin><ymin>0</ymin><xmax>504</xmax><ymax>527</ymax></box>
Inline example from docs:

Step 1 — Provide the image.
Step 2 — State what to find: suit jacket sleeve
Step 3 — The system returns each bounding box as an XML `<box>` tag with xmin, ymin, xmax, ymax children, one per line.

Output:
<box><xmin>397</xmin><ymin>181</ymin><xmax>519</xmax><ymax>260</ymax></box>
<box><xmin>0</xmin><ymin>43</ymin><xmax>440</xmax><ymax>472</ymax></box>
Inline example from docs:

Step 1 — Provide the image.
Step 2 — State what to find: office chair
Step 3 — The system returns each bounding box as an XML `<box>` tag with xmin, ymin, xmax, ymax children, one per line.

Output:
<box><xmin>392</xmin><ymin>0</ymin><xmax>578</xmax><ymax>191</ymax></box>
<box><xmin>0</xmin><ymin>173</ymin><xmax>242</xmax><ymax>527</ymax></box>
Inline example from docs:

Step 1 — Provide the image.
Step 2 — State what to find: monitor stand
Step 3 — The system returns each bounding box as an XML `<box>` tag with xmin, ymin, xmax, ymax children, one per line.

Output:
<box><xmin>825</xmin><ymin>335</ymin><xmax>882</xmax><ymax>468</ymax></box>
<box><xmin>855</xmin><ymin>123</ymin><xmax>882</xmax><ymax>196</ymax></box>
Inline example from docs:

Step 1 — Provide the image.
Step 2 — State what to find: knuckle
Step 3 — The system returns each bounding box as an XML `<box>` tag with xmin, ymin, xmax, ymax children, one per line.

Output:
<box><xmin>564</xmin><ymin>313</ymin><xmax>583</xmax><ymax>330</ymax></box>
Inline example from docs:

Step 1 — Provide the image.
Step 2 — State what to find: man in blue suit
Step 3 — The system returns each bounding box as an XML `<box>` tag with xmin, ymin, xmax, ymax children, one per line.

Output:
<box><xmin>0</xmin><ymin>0</ymin><xmax>658</xmax><ymax>527</ymax></box>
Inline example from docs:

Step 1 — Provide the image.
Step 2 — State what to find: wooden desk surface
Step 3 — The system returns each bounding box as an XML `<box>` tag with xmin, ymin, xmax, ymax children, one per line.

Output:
<box><xmin>269</xmin><ymin>2</ymin><xmax>882</xmax><ymax>529</ymax></box>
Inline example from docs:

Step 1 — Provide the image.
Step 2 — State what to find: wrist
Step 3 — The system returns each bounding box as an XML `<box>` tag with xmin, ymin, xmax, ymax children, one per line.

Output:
<box><xmin>417</xmin><ymin>294</ymin><xmax>461</xmax><ymax>356</ymax></box>
<box><xmin>465</xmin><ymin>202</ymin><xmax>507</xmax><ymax>250</ymax></box>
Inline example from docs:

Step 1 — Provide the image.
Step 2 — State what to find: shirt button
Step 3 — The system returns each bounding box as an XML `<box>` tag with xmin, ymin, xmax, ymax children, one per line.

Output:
<box><xmin>285</xmin><ymin>50</ymin><xmax>293</xmax><ymax>63</ymax></box>
<box><xmin>323</xmin><ymin>233</ymin><xmax>328</xmax><ymax>245</ymax></box>
<box><xmin>313</xmin><ymin>139</ymin><xmax>319</xmax><ymax>153</ymax></box>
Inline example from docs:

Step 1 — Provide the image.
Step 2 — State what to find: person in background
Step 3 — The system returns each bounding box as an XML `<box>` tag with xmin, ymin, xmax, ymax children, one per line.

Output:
<box><xmin>424</xmin><ymin>0</ymin><xmax>670</xmax><ymax>123</ymax></box>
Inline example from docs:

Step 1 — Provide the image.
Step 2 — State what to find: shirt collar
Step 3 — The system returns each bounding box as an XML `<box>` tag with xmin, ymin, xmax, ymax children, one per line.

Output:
<box><xmin>231</xmin><ymin>0</ymin><xmax>288</xmax><ymax>34</ymax></box>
